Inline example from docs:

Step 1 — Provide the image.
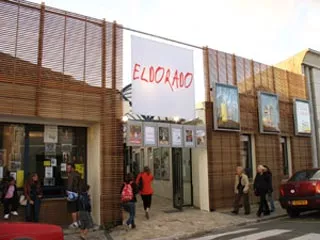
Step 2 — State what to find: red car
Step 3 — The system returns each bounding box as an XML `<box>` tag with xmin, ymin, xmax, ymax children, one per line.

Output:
<box><xmin>0</xmin><ymin>222</ymin><xmax>64</xmax><ymax>240</ymax></box>
<box><xmin>279</xmin><ymin>168</ymin><xmax>320</xmax><ymax>217</ymax></box>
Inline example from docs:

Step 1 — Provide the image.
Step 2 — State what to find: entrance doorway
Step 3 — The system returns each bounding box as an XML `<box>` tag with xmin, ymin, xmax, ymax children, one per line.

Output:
<box><xmin>172</xmin><ymin>148</ymin><xmax>193</xmax><ymax>210</ymax></box>
<box><xmin>124</xmin><ymin>146</ymin><xmax>193</xmax><ymax>210</ymax></box>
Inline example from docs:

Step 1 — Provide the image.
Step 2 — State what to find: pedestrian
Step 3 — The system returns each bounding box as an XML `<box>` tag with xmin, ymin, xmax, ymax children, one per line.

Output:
<box><xmin>1</xmin><ymin>176</ymin><xmax>19</xmax><ymax>220</ymax></box>
<box><xmin>78</xmin><ymin>183</ymin><xmax>93</xmax><ymax>240</ymax></box>
<box><xmin>121</xmin><ymin>173</ymin><xmax>138</xmax><ymax>230</ymax></box>
<box><xmin>254</xmin><ymin>165</ymin><xmax>270</xmax><ymax>217</ymax></box>
<box><xmin>66</xmin><ymin>162</ymin><xmax>82</xmax><ymax>229</ymax></box>
<box><xmin>24</xmin><ymin>173</ymin><xmax>43</xmax><ymax>222</ymax></box>
<box><xmin>136</xmin><ymin>166</ymin><xmax>153</xmax><ymax>220</ymax></box>
<box><xmin>231</xmin><ymin>166</ymin><xmax>250</xmax><ymax>215</ymax></box>
<box><xmin>263</xmin><ymin>165</ymin><xmax>275</xmax><ymax>212</ymax></box>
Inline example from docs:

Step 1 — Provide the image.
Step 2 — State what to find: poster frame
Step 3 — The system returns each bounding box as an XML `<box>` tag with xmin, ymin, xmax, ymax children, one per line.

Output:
<box><xmin>258</xmin><ymin>91</ymin><xmax>280</xmax><ymax>134</ymax></box>
<box><xmin>126</xmin><ymin>121</ymin><xmax>143</xmax><ymax>147</ymax></box>
<box><xmin>195</xmin><ymin>126</ymin><xmax>207</xmax><ymax>148</ymax></box>
<box><xmin>184</xmin><ymin>125</ymin><xmax>196</xmax><ymax>148</ymax></box>
<box><xmin>157</xmin><ymin>123</ymin><xmax>171</xmax><ymax>147</ymax></box>
<box><xmin>213</xmin><ymin>83</ymin><xmax>241</xmax><ymax>132</ymax></box>
<box><xmin>293</xmin><ymin>98</ymin><xmax>312</xmax><ymax>137</ymax></box>
<box><xmin>143</xmin><ymin>122</ymin><xmax>158</xmax><ymax>147</ymax></box>
<box><xmin>171</xmin><ymin>124</ymin><xmax>184</xmax><ymax>148</ymax></box>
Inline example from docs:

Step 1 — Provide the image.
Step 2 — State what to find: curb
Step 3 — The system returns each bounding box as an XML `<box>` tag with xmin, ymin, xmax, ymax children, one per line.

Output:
<box><xmin>148</xmin><ymin>213</ymin><xmax>288</xmax><ymax>240</ymax></box>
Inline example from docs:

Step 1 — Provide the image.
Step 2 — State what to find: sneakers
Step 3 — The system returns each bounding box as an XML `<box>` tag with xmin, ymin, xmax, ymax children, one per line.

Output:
<box><xmin>11</xmin><ymin>211</ymin><xmax>18</xmax><ymax>216</ymax></box>
<box><xmin>68</xmin><ymin>222</ymin><xmax>79</xmax><ymax>229</ymax></box>
<box><xmin>145</xmin><ymin>208</ymin><xmax>150</xmax><ymax>220</ymax></box>
<box><xmin>231</xmin><ymin>210</ymin><xmax>238</xmax><ymax>215</ymax></box>
<box><xmin>4</xmin><ymin>214</ymin><xmax>9</xmax><ymax>220</ymax></box>
<box><xmin>126</xmin><ymin>224</ymin><xmax>132</xmax><ymax>231</ymax></box>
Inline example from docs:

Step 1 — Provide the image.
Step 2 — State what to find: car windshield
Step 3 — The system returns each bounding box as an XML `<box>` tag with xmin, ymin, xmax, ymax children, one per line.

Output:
<box><xmin>289</xmin><ymin>170</ymin><xmax>320</xmax><ymax>182</ymax></box>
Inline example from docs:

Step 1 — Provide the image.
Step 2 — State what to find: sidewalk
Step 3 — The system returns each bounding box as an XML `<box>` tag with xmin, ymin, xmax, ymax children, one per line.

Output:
<box><xmin>64</xmin><ymin>196</ymin><xmax>287</xmax><ymax>240</ymax></box>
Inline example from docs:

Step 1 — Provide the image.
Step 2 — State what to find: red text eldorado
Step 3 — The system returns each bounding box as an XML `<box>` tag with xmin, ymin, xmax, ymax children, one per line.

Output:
<box><xmin>132</xmin><ymin>63</ymin><xmax>193</xmax><ymax>92</ymax></box>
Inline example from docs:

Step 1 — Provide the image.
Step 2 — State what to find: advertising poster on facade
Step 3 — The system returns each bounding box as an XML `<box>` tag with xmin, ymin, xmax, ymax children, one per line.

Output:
<box><xmin>131</xmin><ymin>35</ymin><xmax>195</xmax><ymax>119</ymax></box>
<box><xmin>258</xmin><ymin>92</ymin><xmax>280</xmax><ymax>133</ymax></box>
<box><xmin>143</xmin><ymin>124</ymin><xmax>157</xmax><ymax>147</ymax></box>
<box><xmin>294</xmin><ymin>99</ymin><xmax>311</xmax><ymax>135</ymax></box>
<box><xmin>214</xmin><ymin>83</ymin><xmax>240</xmax><ymax>131</ymax></box>
<box><xmin>196</xmin><ymin>127</ymin><xmax>206</xmax><ymax>148</ymax></box>
<box><xmin>158</xmin><ymin>124</ymin><xmax>170</xmax><ymax>147</ymax></box>
<box><xmin>171</xmin><ymin>125</ymin><xmax>183</xmax><ymax>147</ymax></box>
<box><xmin>184</xmin><ymin>126</ymin><xmax>195</xmax><ymax>148</ymax></box>
<box><xmin>44</xmin><ymin>125</ymin><xmax>58</xmax><ymax>143</ymax></box>
<box><xmin>127</xmin><ymin>121</ymin><xmax>143</xmax><ymax>146</ymax></box>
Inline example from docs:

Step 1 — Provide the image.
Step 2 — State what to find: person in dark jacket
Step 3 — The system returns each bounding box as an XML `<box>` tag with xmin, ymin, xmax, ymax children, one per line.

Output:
<box><xmin>78</xmin><ymin>184</ymin><xmax>93</xmax><ymax>240</ymax></box>
<box><xmin>254</xmin><ymin>165</ymin><xmax>270</xmax><ymax>217</ymax></box>
<box><xmin>120</xmin><ymin>173</ymin><xmax>138</xmax><ymax>230</ymax></box>
<box><xmin>66</xmin><ymin>163</ymin><xmax>82</xmax><ymax>229</ymax></box>
<box><xmin>263</xmin><ymin>165</ymin><xmax>275</xmax><ymax>212</ymax></box>
<box><xmin>24</xmin><ymin>173</ymin><xmax>43</xmax><ymax>222</ymax></box>
<box><xmin>1</xmin><ymin>176</ymin><xmax>19</xmax><ymax>220</ymax></box>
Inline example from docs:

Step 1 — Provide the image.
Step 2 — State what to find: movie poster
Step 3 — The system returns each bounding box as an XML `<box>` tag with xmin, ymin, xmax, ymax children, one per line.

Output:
<box><xmin>214</xmin><ymin>83</ymin><xmax>240</xmax><ymax>130</ymax></box>
<box><xmin>258</xmin><ymin>92</ymin><xmax>280</xmax><ymax>133</ymax></box>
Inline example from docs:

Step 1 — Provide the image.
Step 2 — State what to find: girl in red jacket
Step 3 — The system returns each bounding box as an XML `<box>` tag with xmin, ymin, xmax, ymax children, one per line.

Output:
<box><xmin>136</xmin><ymin>166</ymin><xmax>153</xmax><ymax>219</ymax></box>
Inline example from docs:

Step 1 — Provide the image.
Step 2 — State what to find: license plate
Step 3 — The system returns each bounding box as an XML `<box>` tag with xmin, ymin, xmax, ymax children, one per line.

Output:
<box><xmin>292</xmin><ymin>200</ymin><xmax>308</xmax><ymax>206</ymax></box>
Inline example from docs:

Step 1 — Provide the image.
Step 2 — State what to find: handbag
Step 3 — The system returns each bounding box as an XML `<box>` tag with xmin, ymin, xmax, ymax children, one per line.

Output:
<box><xmin>19</xmin><ymin>195</ymin><xmax>27</xmax><ymax>206</ymax></box>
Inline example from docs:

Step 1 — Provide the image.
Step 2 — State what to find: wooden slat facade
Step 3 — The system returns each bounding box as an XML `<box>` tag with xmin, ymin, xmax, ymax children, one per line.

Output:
<box><xmin>204</xmin><ymin>48</ymin><xmax>312</xmax><ymax>210</ymax></box>
<box><xmin>0</xmin><ymin>0</ymin><xmax>123</xmax><ymax>225</ymax></box>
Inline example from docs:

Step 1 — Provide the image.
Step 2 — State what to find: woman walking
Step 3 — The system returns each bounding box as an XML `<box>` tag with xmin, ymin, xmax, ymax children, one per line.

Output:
<box><xmin>263</xmin><ymin>165</ymin><xmax>275</xmax><ymax>212</ymax></box>
<box><xmin>1</xmin><ymin>176</ymin><xmax>19</xmax><ymax>220</ymax></box>
<box><xmin>24</xmin><ymin>173</ymin><xmax>43</xmax><ymax>222</ymax></box>
<box><xmin>254</xmin><ymin>165</ymin><xmax>270</xmax><ymax>217</ymax></box>
<box><xmin>136</xmin><ymin>166</ymin><xmax>153</xmax><ymax>220</ymax></box>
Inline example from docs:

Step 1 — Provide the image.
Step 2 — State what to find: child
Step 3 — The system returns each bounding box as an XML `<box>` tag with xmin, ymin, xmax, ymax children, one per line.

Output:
<box><xmin>120</xmin><ymin>173</ymin><xmax>138</xmax><ymax>230</ymax></box>
<box><xmin>78</xmin><ymin>184</ymin><xmax>93</xmax><ymax>240</ymax></box>
<box><xmin>1</xmin><ymin>176</ymin><xmax>19</xmax><ymax>219</ymax></box>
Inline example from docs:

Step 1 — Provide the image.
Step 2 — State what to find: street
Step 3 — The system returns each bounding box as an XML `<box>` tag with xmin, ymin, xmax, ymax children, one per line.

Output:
<box><xmin>189</xmin><ymin>211</ymin><xmax>320</xmax><ymax>240</ymax></box>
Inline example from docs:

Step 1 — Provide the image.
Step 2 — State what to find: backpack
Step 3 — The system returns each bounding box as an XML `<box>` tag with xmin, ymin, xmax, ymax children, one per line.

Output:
<box><xmin>79</xmin><ymin>193</ymin><xmax>91</xmax><ymax>211</ymax></box>
<box><xmin>121</xmin><ymin>182</ymin><xmax>133</xmax><ymax>202</ymax></box>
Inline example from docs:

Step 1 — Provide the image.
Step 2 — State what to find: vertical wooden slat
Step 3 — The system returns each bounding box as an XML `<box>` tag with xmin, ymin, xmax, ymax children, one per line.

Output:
<box><xmin>35</xmin><ymin>2</ymin><xmax>45</xmax><ymax>116</ymax></box>
<box><xmin>232</xmin><ymin>54</ymin><xmax>237</xmax><ymax>86</ymax></box>
<box><xmin>272</xmin><ymin>66</ymin><xmax>277</xmax><ymax>93</ymax></box>
<box><xmin>203</xmin><ymin>46</ymin><xmax>211</xmax><ymax>102</ymax></box>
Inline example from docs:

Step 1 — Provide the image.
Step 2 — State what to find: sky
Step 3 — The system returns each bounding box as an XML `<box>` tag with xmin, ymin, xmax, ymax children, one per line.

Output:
<box><xmin>29</xmin><ymin>0</ymin><xmax>320</xmax><ymax>101</ymax></box>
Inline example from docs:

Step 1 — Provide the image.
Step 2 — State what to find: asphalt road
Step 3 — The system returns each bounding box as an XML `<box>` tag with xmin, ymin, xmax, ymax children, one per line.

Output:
<box><xmin>188</xmin><ymin>211</ymin><xmax>320</xmax><ymax>240</ymax></box>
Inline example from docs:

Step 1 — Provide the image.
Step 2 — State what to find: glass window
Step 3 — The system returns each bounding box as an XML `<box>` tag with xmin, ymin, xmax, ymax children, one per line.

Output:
<box><xmin>281</xmin><ymin>137</ymin><xmax>289</xmax><ymax>176</ymax></box>
<box><xmin>289</xmin><ymin>170</ymin><xmax>319</xmax><ymax>182</ymax></box>
<box><xmin>240</xmin><ymin>135</ymin><xmax>253</xmax><ymax>179</ymax></box>
<box><xmin>153</xmin><ymin>147</ymin><xmax>170</xmax><ymax>181</ymax></box>
<box><xmin>0</xmin><ymin>123</ymin><xmax>87</xmax><ymax>198</ymax></box>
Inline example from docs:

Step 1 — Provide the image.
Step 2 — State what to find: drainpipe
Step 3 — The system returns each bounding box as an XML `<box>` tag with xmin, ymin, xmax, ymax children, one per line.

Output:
<box><xmin>304</xmin><ymin>65</ymin><xmax>319</xmax><ymax>167</ymax></box>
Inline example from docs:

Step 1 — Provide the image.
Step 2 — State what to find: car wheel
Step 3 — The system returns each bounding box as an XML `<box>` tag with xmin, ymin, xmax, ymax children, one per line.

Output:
<box><xmin>287</xmin><ymin>208</ymin><xmax>300</xmax><ymax>218</ymax></box>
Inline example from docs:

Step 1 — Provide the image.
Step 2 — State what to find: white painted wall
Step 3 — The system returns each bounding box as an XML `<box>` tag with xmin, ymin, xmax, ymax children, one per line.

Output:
<box><xmin>192</xmin><ymin>148</ymin><xmax>210</xmax><ymax>211</ymax></box>
<box><xmin>87</xmin><ymin>123</ymin><xmax>101</xmax><ymax>225</ymax></box>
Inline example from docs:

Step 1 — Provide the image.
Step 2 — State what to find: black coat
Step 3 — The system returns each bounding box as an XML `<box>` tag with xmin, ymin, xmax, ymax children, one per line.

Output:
<box><xmin>254</xmin><ymin>172</ymin><xmax>270</xmax><ymax>195</ymax></box>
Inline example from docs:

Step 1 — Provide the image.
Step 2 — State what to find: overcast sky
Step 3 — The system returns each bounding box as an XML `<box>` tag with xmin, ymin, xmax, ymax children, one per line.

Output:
<box><xmin>29</xmin><ymin>0</ymin><xmax>320</xmax><ymax>101</ymax></box>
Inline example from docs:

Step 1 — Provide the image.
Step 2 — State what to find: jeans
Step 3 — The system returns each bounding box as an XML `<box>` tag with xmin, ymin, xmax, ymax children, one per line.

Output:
<box><xmin>123</xmin><ymin>202</ymin><xmax>135</xmax><ymax>226</ymax></box>
<box><xmin>267</xmin><ymin>192</ymin><xmax>275</xmax><ymax>211</ymax></box>
<box><xmin>25</xmin><ymin>199</ymin><xmax>41</xmax><ymax>222</ymax></box>
<box><xmin>258</xmin><ymin>193</ymin><xmax>270</xmax><ymax>215</ymax></box>
<box><xmin>233</xmin><ymin>193</ymin><xmax>250</xmax><ymax>214</ymax></box>
<box><xmin>3</xmin><ymin>197</ymin><xmax>18</xmax><ymax>215</ymax></box>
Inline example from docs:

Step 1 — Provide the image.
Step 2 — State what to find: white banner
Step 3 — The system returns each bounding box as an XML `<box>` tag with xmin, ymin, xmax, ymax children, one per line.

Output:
<box><xmin>131</xmin><ymin>36</ymin><xmax>195</xmax><ymax>119</ymax></box>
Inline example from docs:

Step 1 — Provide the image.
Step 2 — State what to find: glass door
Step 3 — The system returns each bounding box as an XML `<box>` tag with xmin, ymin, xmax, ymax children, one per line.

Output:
<box><xmin>172</xmin><ymin>148</ymin><xmax>183</xmax><ymax>210</ymax></box>
<box><xmin>182</xmin><ymin>148</ymin><xmax>193</xmax><ymax>206</ymax></box>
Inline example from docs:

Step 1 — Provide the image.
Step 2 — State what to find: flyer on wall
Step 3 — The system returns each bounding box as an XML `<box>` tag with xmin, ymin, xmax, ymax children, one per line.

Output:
<box><xmin>127</xmin><ymin>122</ymin><xmax>143</xmax><ymax>146</ymax></box>
<box><xmin>295</xmin><ymin>99</ymin><xmax>311</xmax><ymax>135</ymax></box>
<box><xmin>44</xmin><ymin>125</ymin><xmax>58</xmax><ymax>143</ymax></box>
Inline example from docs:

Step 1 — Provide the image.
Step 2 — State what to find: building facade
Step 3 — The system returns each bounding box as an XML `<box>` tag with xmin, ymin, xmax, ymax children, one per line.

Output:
<box><xmin>0</xmin><ymin>0</ymin><xmax>123</xmax><ymax>225</ymax></box>
<box><xmin>277</xmin><ymin>49</ymin><xmax>320</xmax><ymax>168</ymax></box>
<box><xmin>203</xmin><ymin>48</ymin><xmax>312</xmax><ymax>209</ymax></box>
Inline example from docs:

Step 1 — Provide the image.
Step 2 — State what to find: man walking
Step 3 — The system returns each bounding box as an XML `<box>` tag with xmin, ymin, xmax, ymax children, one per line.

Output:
<box><xmin>67</xmin><ymin>163</ymin><xmax>81</xmax><ymax>229</ymax></box>
<box><xmin>231</xmin><ymin>166</ymin><xmax>250</xmax><ymax>215</ymax></box>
